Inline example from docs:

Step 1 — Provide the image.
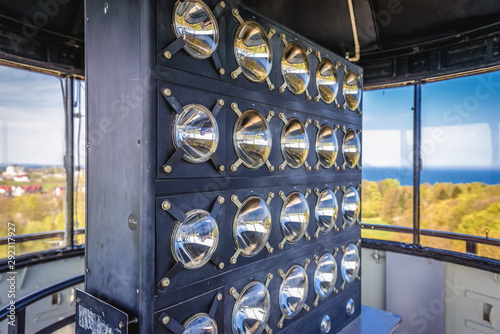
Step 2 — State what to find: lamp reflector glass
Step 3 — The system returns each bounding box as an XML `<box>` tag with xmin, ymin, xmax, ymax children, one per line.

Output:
<box><xmin>315</xmin><ymin>124</ymin><xmax>338</xmax><ymax>169</ymax></box>
<box><xmin>342</xmin><ymin>70</ymin><xmax>362</xmax><ymax>110</ymax></box>
<box><xmin>281</xmin><ymin>118</ymin><xmax>309</xmax><ymax>169</ymax></box>
<box><xmin>341</xmin><ymin>186</ymin><xmax>360</xmax><ymax>226</ymax></box>
<box><xmin>281</xmin><ymin>42</ymin><xmax>310</xmax><ymax>95</ymax></box>
<box><xmin>172</xmin><ymin>209</ymin><xmax>219</xmax><ymax>269</ymax></box>
<box><xmin>234</xmin><ymin>21</ymin><xmax>273</xmax><ymax>83</ymax></box>
<box><xmin>341</xmin><ymin>243</ymin><xmax>360</xmax><ymax>284</ymax></box>
<box><xmin>279</xmin><ymin>265</ymin><xmax>308</xmax><ymax>319</ymax></box>
<box><xmin>342</xmin><ymin>129</ymin><xmax>360</xmax><ymax>168</ymax></box>
<box><xmin>183</xmin><ymin>313</ymin><xmax>218</xmax><ymax>334</ymax></box>
<box><xmin>314</xmin><ymin>253</ymin><xmax>337</xmax><ymax>299</ymax></box>
<box><xmin>316</xmin><ymin>59</ymin><xmax>338</xmax><ymax>104</ymax></box>
<box><xmin>173</xmin><ymin>104</ymin><xmax>219</xmax><ymax>163</ymax></box>
<box><xmin>231</xmin><ymin>281</ymin><xmax>271</xmax><ymax>334</ymax></box>
<box><xmin>315</xmin><ymin>189</ymin><xmax>338</xmax><ymax>234</ymax></box>
<box><xmin>233</xmin><ymin>196</ymin><xmax>272</xmax><ymax>257</ymax></box>
<box><xmin>173</xmin><ymin>0</ymin><xmax>219</xmax><ymax>59</ymax></box>
<box><xmin>280</xmin><ymin>192</ymin><xmax>310</xmax><ymax>243</ymax></box>
<box><xmin>233</xmin><ymin>109</ymin><xmax>272</xmax><ymax>169</ymax></box>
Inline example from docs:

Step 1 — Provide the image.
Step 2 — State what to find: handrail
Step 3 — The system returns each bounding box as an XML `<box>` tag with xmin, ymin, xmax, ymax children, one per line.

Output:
<box><xmin>0</xmin><ymin>228</ymin><xmax>85</xmax><ymax>246</ymax></box>
<box><xmin>0</xmin><ymin>274</ymin><xmax>84</xmax><ymax>322</ymax></box>
<box><xmin>362</xmin><ymin>223</ymin><xmax>500</xmax><ymax>249</ymax></box>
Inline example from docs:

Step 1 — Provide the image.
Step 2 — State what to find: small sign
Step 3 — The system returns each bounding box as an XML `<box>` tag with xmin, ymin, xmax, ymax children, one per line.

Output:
<box><xmin>75</xmin><ymin>289</ymin><xmax>129</xmax><ymax>334</ymax></box>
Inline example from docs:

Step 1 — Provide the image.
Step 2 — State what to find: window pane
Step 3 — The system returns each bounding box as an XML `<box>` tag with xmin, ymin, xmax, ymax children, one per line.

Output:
<box><xmin>361</xmin><ymin>86</ymin><xmax>414</xmax><ymax>241</ymax></box>
<box><xmin>421</xmin><ymin>71</ymin><xmax>500</xmax><ymax>260</ymax></box>
<box><xmin>0</xmin><ymin>65</ymin><xmax>66</xmax><ymax>256</ymax></box>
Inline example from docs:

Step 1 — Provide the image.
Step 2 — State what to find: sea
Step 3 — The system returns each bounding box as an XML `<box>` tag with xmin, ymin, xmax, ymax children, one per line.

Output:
<box><xmin>362</xmin><ymin>167</ymin><xmax>500</xmax><ymax>186</ymax></box>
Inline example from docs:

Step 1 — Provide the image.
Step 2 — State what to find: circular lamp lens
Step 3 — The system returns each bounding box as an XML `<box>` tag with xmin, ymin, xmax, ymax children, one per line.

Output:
<box><xmin>280</xmin><ymin>192</ymin><xmax>310</xmax><ymax>243</ymax></box>
<box><xmin>281</xmin><ymin>118</ymin><xmax>309</xmax><ymax>169</ymax></box>
<box><xmin>183</xmin><ymin>313</ymin><xmax>218</xmax><ymax>334</ymax></box>
<box><xmin>315</xmin><ymin>189</ymin><xmax>338</xmax><ymax>234</ymax></box>
<box><xmin>172</xmin><ymin>209</ymin><xmax>219</xmax><ymax>269</ymax></box>
<box><xmin>233</xmin><ymin>109</ymin><xmax>272</xmax><ymax>169</ymax></box>
<box><xmin>173</xmin><ymin>0</ymin><xmax>219</xmax><ymax>59</ymax></box>
<box><xmin>314</xmin><ymin>253</ymin><xmax>337</xmax><ymax>300</ymax></box>
<box><xmin>279</xmin><ymin>265</ymin><xmax>308</xmax><ymax>319</ymax></box>
<box><xmin>315</xmin><ymin>124</ymin><xmax>338</xmax><ymax>169</ymax></box>
<box><xmin>316</xmin><ymin>59</ymin><xmax>338</xmax><ymax>104</ymax></box>
<box><xmin>281</xmin><ymin>42</ymin><xmax>310</xmax><ymax>95</ymax></box>
<box><xmin>342</xmin><ymin>70</ymin><xmax>362</xmax><ymax>110</ymax></box>
<box><xmin>342</xmin><ymin>186</ymin><xmax>360</xmax><ymax>226</ymax></box>
<box><xmin>233</xmin><ymin>196</ymin><xmax>272</xmax><ymax>257</ymax></box>
<box><xmin>231</xmin><ymin>281</ymin><xmax>271</xmax><ymax>334</ymax></box>
<box><xmin>342</xmin><ymin>129</ymin><xmax>360</xmax><ymax>168</ymax></box>
<box><xmin>234</xmin><ymin>21</ymin><xmax>273</xmax><ymax>83</ymax></box>
<box><xmin>173</xmin><ymin>104</ymin><xmax>219</xmax><ymax>163</ymax></box>
<box><xmin>341</xmin><ymin>243</ymin><xmax>360</xmax><ymax>284</ymax></box>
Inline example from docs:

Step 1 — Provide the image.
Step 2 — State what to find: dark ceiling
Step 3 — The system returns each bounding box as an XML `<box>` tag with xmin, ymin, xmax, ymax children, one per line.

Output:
<box><xmin>0</xmin><ymin>0</ymin><xmax>499</xmax><ymax>85</ymax></box>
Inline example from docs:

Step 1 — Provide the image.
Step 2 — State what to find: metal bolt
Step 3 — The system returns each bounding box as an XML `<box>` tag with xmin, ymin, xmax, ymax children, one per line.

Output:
<box><xmin>219</xmin><ymin>1</ymin><xmax>225</xmax><ymax>9</ymax></box>
<box><xmin>278</xmin><ymin>269</ymin><xmax>284</xmax><ymax>275</ymax></box>
<box><xmin>163</xmin><ymin>165</ymin><xmax>172</xmax><ymax>173</ymax></box>
<box><xmin>314</xmin><ymin>166</ymin><xmax>319</xmax><ymax>171</ymax></box>
<box><xmin>269</xmin><ymin>84</ymin><xmax>275</xmax><ymax>90</ymax></box>
<box><xmin>162</xmin><ymin>316</ymin><xmax>170</xmax><ymax>325</ymax></box>
<box><xmin>314</xmin><ymin>233</ymin><xmax>319</xmax><ymax>239</ymax></box>
<box><xmin>280</xmin><ymin>33</ymin><xmax>286</xmax><ymax>39</ymax></box>
<box><xmin>279</xmin><ymin>165</ymin><xmax>285</xmax><ymax>171</ymax></box>
<box><xmin>278</xmin><ymin>244</ymin><xmax>284</xmax><ymax>250</ymax></box>
<box><xmin>269</xmin><ymin>110</ymin><xmax>275</xmax><ymax>117</ymax></box>
<box><xmin>231</xmin><ymin>164</ymin><xmax>237</xmax><ymax>172</ymax></box>
<box><xmin>230</xmin><ymin>257</ymin><xmax>237</xmax><ymax>264</ymax></box>
<box><xmin>218</xmin><ymin>196</ymin><xmax>225</xmax><ymax>204</ymax></box>
<box><xmin>230</xmin><ymin>287</ymin><xmax>237</xmax><ymax>295</ymax></box>
<box><xmin>314</xmin><ymin>96</ymin><xmax>320</xmax><ymax>103</ymax></box>
<box><xmin>268</xmin><ymin>273</ymin><xmax>273</xmax><ymax>280</ymax></box>
<box><xmin>233</xmin><ymin>8</ymin><xmax>239</xmax><ymax>15</ymax></box>
<box><xmin>161</xmin><ymin>278</ymin><xmax>170</xmax><ymax>287</ymax></box>
<box><xmin>217</xmin><ymin>293</ymin><xmax>223</xmax><ymax>300</ymax></box>
<box><xmin>163</xmin><ymin>51</ymin><xmax>171</xmax><ymax>59</ymax></box>
<box><xmin>76</xmin><ymin>297</ymin><xmax>81</xmax><ymax>303</ymax></box>
<box><xmin>163</xmin><ymin>88</ymin><xmax>171</xmax><ymax>96</ymax></box>
<box><xmin>219</xmin><ymin>165</ymin><xmax>225</xmax><ymax>172</ymax></box>
<box><xmin>279</xmin><ymin>86</ymin><xmax>285</xmax><ymax>93</ymax></box>
<box><xmin>218</xmin><ymin>99</ymin><xmax>224</xmax><ymax>106</ymax></box>
<box><xmin>219</xmin><ymin>68</ymin><xmax>225</xmax><ymax>75</ymax></box>
<box><xmin>307</xmin><ymin>166</ymin><xmax>312</xmax><ymax>171</ymax></box>
<box><xmin>277</xmin><ymin>322</ymin><xmax>283</xmax><ymax>329</ymax></box>
<box><xmin>314</xmin><ymin>120</ymin><xmax>319</xmax><ymax>126</ymax></box>
<box><xmin>270</xmin><ymin>28</ymin><xmax>276</xmax><ymax>34</ymax></box>
<box><xmin>218</xmin><ymin>262</ymin><xmax>224</xmax><ymax>270</ymax></box>
<box><xmin>268</xmin><ymin>165</ymin><xmax>274</xmax><ymax>172</ymax></box>
<box><xmin>269</xmin><ymin>192</ymin><xmax>275</xmax><ymax>198</ymax></box>
<box><xmin>306</xmin><ymin>188</ymin><xmax>312</xmax><ymax>194</ymax></box>
<box><xmin>313</xmin><ymin>301</ymin><xmax>318</xmax><ymax>307</ymax></box>
<box><xmin>161</xmin><ymin>201</ymin><xmax>171</xmax><ymax>211</ymax></box>
<box><xmin>305</xmin><ymin>258</ymin><xmax>311</xmax><ymax>264</ymax></box>
<box><xmin>119</xmin><ymin>322</ymin><xmax>124</xmax><ymax>329</ymax></box>
<box><xmin>307</xmin><ymin>95</ymin><xmax>312</xmax><ymax>101</ymax></box>
<box><xmin>315</xmin><ymin>51</ymin><xmax>321</xmax><ymax>57</ymax></box>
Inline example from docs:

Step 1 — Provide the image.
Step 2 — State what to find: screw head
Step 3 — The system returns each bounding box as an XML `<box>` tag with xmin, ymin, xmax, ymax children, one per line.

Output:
<box><xmin>268</xmin><ymin>247</ymin><xmax>274</xmax><ymax>253</ymax></box>
<box><xmin>219</xmin><ymin>165</ymin><xmax>225</xmax><ymax>172</ymax></box>
<box><xmin>280</xmin><ymin>33</ymin><xmax>286</xmax><ymax>39</ymax></box>
<box><xmin>162</xmin><ymin>316</ymin><xmax>170</xmax><ymax>324</ymax></box>
<box><xmin>161</xmin><ymin>201</ymin><xmax>171</xmax><ymax>211</ymax></box>
<box><xmin>218</xmin><ymin>99</ymin><xmax>224</xmax><ymax>106</ymax></box>
<box><xmin>279</xmin><ymin>87</ymin><xmax>285</xmax><ymax>93</ymax></box>
<box><xmin>268</xmin><ymin>165</ymin><xmax>274</xmax><ymax>172</ymax></box>
<box><xmin>314</xmin><ymin>233</ymin><xmax>319</xmax><ymax>239</ymax></box>
<box><xmin>231</xmin><ymin>164</ymin><xmax>238</xmax><ymax>172</ymax></box>
<box><xmin>217</xmin><ymin>196</ymin><xmax>225</xmax><ymax>204</ymax></box>
<box><xmin>163</xmin><ymin>51</ymin><xmax>171</xmax><ymax>59</ymax></box>
<box><xmin>305</xmin><ymin>258</ymin><xmax>311</xmax><ymax>264</ymax></box>
<box><xmin>278</xmin><ymin>269</ymin><xmax>284</xmax><ymax>275</ymax></box>
<box><xmin>231</xmin><ymin>71</ymin><xmax>238</xmax><ymax>79</ymax></box>
<box><xmin>219</xmin><ymin>68</ymin><xmax>225</xmax><ymax>75</ymax></box>
<box><xmin>307</xmin><ymin>166</ymin><xmax>312</xmax><ymax>171</ymax></box>
<box><xmin>279</xmin><ymin>191</ymin><xmax>284</xmax><ymax>197</ymax></box>
<box><xmin>313</xmin><ymin>301</ymin><xmax>318</xmax><ymax>307</ymax></box>
<box><xmin>278</xmin><ymin>244</ymin><xmax>284</xmax><ymax>250</ymax></box>
<box><xmin>269</xmin><ymin>192</ymin><xmax>275</xmax><ymax>198</ymax></box>
<box><xmin>161</xmin><ymin>278</ymin><xmax>170</xmax><ymax>287</ymax></box>
<box><xmin>231</xmin><ymin>102</ymin><xmax>238</xmax><ymax>110</ymax></box>
<box><xmin>279</xmin><ymin>165</ymin><xmax>285</xmax><ymax>171</ymax></box>
<box><xmin>119</xmin><ymin>321</ymin><xmax>124</xmax><ymax>329</ymax></box>
<box><xmin>163</xmin><ymin>88</ymin><xmax>171</xmax><ymax>97</ymax></box>
<box><xmin>163</xmin><ymin>165</ymin><xmax>172</xmax><ymax>173</ymax></box>
<box><xmin>269</xmin><ymin>84</ymin><xmax>275</xmax><ymax>90</ymax></box>
<box><xmin>230</xmin><ymin>257</ymin><xmax>237</xmax><ymax>264</ymax></box>
<box><xmin>315</xmin><ymin>51</ymin><xmax>321</xmax><ymax>57</ymax></box>
<box><xmin>307</xmin><ymin>95</ymin><xmax>312</xmax><ymax>101</ymax></box>
<box><xmin>268</xmin><ymin>273</ymin><xmax>273</xmax><ymax>280</ymax></box>
<box><xmin>232</xmin><ymin>8</ymin><xmax>239</xmax><ymax>15</ymax></box>
<box><xmin>217</xmin><ymin>293</ymin><xmax>223</xmax><ymax>300</ymax></box>
<box><xmin>277</xmin><ymin>322</ymin><xmax>283</xmax><ymax>329</ymax></box>
<box><xmin>230</xmin><ymin>287</ymin><xmax>237</xmax><ymax>295</ymax></box>
<box><xmin>306</xmin><ymin>188</ymin><xmax>312</xmax><ymax>194</ymax></box>
<box><xmin>269</xmin><ymin>110</ymin><xmax>275</xmax><ymax>117</ymax></box>
<box><xmin>313</xmin><ymin>255</ymin><xmax>319</xmax><ymax>261</ymax></box>
<box><xmin>219</xmin><ymin>1</ymin><xmax>225</xmax><ymax>8</ymax></box>
<box><xmin>314</xmin><ymin>166</ymin><xmax>319</xmax><ymax>171</ymax></box>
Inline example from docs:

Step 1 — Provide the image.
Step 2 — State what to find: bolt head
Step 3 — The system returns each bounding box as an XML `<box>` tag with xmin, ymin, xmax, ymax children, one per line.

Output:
<box><xmin>231</xmin><ymin>72</ymin><xmax>238</xmax><ymax>79</ymax></box>
<box><xmin>163</xmin><ymin>51</ymin><xmax>171</xmax><ymax>59</ymax></box>
<box><xmin>307</xmin><ymin>166</ymin><xmax>312</xmax><ymax>171</ymax></box>
<box><xmin>269</xmin><ymin>84</ymin><xmax>275</xmax><ymax>90</ymax></box>
<box><xmin>306</xmin><ymin>188</ymin><xmax>312</xmax><ymax>193</ymax></box>
<box><xmin>161</xmin><ymin>278</ymin><xmax>170</xmax><ymax>287</ymax></box>
<box><xmin>307</xmin><ymin>95</ymin><xmax>312</xmax><ymax>101</ymax></box>
<box><xmin>231</xmin><ymin>102</ymin><xmax>238</xmax><ymax>109</ymax></box>
<box><xmin>233</xmin><ymin>8</ymin><xmax>239</xmax><ymax>15</ymax></box>
<box><xmin>278</xmin><ymin>244</ymin><xmax>284</xmax><ymax>250</ymax></box>
<box><xmin>231</xmin><ymin>165</ymin><xmax>238</xmax><ymax>172</ymax></box>
<box><xmin>314</xmin><ymin>166</ymin><xmax>319</xmax><ymax>171</ymax></box>
<box><xmin>219</xmin><ymin>1</ymin><xmax>225</xmax><ymax>8</ymax></box>
<box><xmin>268</xmin><ymin>247</ymin><xmax>274</xmax><ymax>253</ymax></box>
<box><xmin>162</xmin><ymin>316</ymin><xmax>170</xmax><ymax>324</ymax></box>
<box><xmin>314</xmin><ymin>233</ymin><xmax>319</xmax><ymax>239</ymax></box>
<box><xmin>219</xmin><ymin>68</ymin><xmax>225</xmax><ymax>75</ymax></box>
<box><xmin>268</xmin><ymin>165</ymin><xmax>274</xmax><ymax>172</ymax></box>
<box><xmin>279</xmin><ymin>87</ymin><xmax>285</xmax><ymax>93</ymax></box>
<box><xmin>269</xmin><ymin>110</ymin><xmax>275</xmax><ymax>116</ymax></box>
<box><xmin>161</xmin><ymin>201</ymin><xmax>171</xmax><ymax>211</ymax></box>
<box><xmin>218</xmin><ymin>99</ymin><xmax>224</xmax><ymax>106</ymax></box>
<box><xmin>278</xmin><ymin>269</ymin><xmax>284</xmax><ymax>275</ymax></box>
<box><xmin>305</xmin><ymin>258</ymin><xmax>311</xmax><ymax>264</ymax></box>
<box><xmin>279</xmin><ymin>165</ymin><xmax>285</xmax><ymax>171</ymax></box>
<box><xmin>269</xmin><ymin>192</ymin><xmax>275</xmax><ymax>198</ymax></box>
<box><xmin>230</xmin><ymin>257</ymin><xmax>237</xmax><ymax>264</ymax></box>
<box><xmin>278</xmin><ymin>322</ymin><xmax>283</xmax><ymax>329</ymax></box>
<box><xmin>163</xmin><ymin>165</ymin><xmax>172</xmax><ymax>173</ymax></box>
<box><xmin>315</xmin><ymin>51</ymin><xmax>321</xmax><ymax>57</ymax></box>
<box><xmin>119</xmin><ymin>322</ymin><xmax>124</xmax><ymax>329</ymax></box>
<box><xmin>279</xmin><ymin>191</ymin><xmax>284</xmax><ymax>197</ymax></box>
<box><xmin>163</xmin><ymin>88</ymin><xmax>171</xmax><ymax>96</ymax></box>
<box><xmin>217</xmin><ymin>196</ymin><xmax>225</xmax><ymax>204</ymax></box>
<box><xmin>313</xmin><ymin>301</ymin><xmax>318</xmax><ymax>307</ymax></box>
<box><xmin>230</xmin><ymin>287</ymin><xmax>237</xmax><ymax>295</ymax></box>
<box><xmin>268</xmin><ymin>273</ymin><xmax>273</xmax><ymax>280</ymax></box>
<box><xmin>219</xmin><ymin>165</ymin><xmax>225</xmax><ymax>172</ymax></box>
<box><xmin>217</xmin><ymin>293</ymin><xmax>223</xmax><ymax>300</ymax></box>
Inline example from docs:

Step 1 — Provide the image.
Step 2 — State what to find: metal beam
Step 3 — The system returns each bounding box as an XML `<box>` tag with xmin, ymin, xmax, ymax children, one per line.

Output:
<box><xmin>64</xmin><ymin>77</ymin><xmax>75</xmax><ymax>249</ymax></box>
<box><xmin>413</xmin><ymin>83</ymin><xmax>421</xmax><ymax>246</ymax></box>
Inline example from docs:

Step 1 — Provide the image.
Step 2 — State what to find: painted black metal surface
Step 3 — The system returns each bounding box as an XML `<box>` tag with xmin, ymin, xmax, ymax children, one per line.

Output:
<box><xmin>85</xmin><ymin>0</ymin><xmax>362</xmax><ymax>333</ymax></box>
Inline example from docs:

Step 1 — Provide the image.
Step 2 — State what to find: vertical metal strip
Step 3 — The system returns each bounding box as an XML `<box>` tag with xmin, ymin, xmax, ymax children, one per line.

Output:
<box><xmin>413</xmin><ymin>83</ymin><xmax>422</xmax><ymax>246</ymax></box>
<box><xmin>65</xmin><ymin>77</ymin><xmax>75</xmax><ymax>249</ymax></box>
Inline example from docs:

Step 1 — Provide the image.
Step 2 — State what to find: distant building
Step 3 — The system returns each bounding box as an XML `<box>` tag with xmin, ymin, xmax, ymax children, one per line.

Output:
<box><xmin>2</xmin><ymin>165</ymin><xmax>30</xmax><ymax>181</ymax></box>
<box><xmin>0</xmin><ymin>185</ymin><xmax>12</xmax><ymax>196</ymax></box>
<box><xmin>55</xmin><ymin>187</ymin><xmax>66</xmax><ymax>196</ymax></box>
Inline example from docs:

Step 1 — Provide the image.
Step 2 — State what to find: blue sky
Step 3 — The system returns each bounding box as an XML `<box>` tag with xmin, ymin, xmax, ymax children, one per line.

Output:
<box><xmin>363</xmin><ymin>71</ymin><xmax>500</xmax><ymax>168</ymax></box>
<box><xmin>0</xmin><ymin>65</ymin><xmax>85</xmax><ymax>166</ymax></box>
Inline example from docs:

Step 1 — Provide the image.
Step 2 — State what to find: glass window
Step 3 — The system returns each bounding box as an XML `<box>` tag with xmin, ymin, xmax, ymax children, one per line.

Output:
<box><xmin>0</xmin><ymin>65</ymin><xmax>83</xmax><ymax>257</ymax></box>
<box><xmin>421</xmin><ymin>71</ymin><xmax>500</xmax><ymax>259</ymax></box>
<box><xmin>361</xmin><ymin>86</ymin><xmax>414</xmax><ymax>243</ymax></box>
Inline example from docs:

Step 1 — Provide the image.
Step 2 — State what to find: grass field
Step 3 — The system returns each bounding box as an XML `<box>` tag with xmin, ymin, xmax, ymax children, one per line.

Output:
<box><xmin>361</xmin><ymin>217</ymin><xmax>394</xmax><ymax>240</ymax></box>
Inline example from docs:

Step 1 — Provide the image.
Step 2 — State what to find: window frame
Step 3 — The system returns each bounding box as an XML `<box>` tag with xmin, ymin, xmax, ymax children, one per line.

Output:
<box><xmin>362</xmin><ymin>80</ymin><xmax>500</xmax><ymax>274</ymax></box>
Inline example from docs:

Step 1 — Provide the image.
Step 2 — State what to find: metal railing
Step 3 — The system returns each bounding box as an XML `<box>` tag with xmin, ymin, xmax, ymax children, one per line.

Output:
<box><xmin>0</xmin><ymin>274</ymin><xmax>84</xmax><ymax>334</ymax></box>
<box><xmin>362</xmin><ymin>223</ymin><xmax>500</xmax><ymax>254</ymax></box>
<box><xmin>0</xmin><ymin>228</ymin><xmax>85</xmax><ymax>246</ymax></box>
